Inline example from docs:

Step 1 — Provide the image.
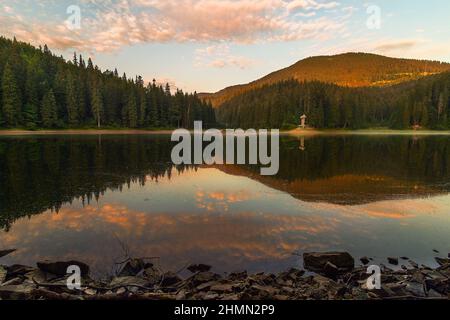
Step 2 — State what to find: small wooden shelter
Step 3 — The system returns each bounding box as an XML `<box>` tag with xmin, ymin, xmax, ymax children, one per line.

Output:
<box><xmin>300</xmin><ymin>114</ymin><xmax>307</xmax><ymax>128</ymax></box>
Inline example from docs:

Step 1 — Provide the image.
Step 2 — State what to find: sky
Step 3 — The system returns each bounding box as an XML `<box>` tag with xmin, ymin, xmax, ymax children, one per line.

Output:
<box><xmin>1</xmin><ymin>0</ymin><xmax>450</xmax><ymax>93</ymax></box>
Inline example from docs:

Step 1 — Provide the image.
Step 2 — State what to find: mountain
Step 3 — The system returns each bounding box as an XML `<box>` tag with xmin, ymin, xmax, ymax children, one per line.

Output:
<box><xmin>201</xmin><ymin>53</ymin><xmax>450</xmax><ymax>107</ymax></box>
<box><xmin>216</xmin><ymin>72</ymin><xmax>450</xmax><ymax>130</ymax></box>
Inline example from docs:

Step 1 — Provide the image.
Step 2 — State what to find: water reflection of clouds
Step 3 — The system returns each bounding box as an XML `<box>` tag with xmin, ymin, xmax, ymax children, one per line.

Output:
<box><xmin>195</xmin><ymin>190</ymin><xmax>254</xmax><ymax>212</ymax></box>
<box><xmin>312</xmin><ymin>198</ymin><xmax>441</xmax><ymax>220</ymax></box>
<box><xmin>1</xmin><ymin>193</ymin><xmax>449</xmax><ymax>274</ymax></box>
<box><xmin>0</xmin><ymin>201</ymin><xmax>338</xmax><ymax>274</ymax></box>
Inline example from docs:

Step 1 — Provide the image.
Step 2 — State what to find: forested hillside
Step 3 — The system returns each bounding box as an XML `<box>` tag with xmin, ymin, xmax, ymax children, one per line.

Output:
<box><xmin>0</xmin><ymin>36</ymin><xmax>215</xmax><ymax>129</ymax></box>
<box><xmin>202</xmin><ymin>53</ymin><xmax>450</xmax><ymax>107</ymax></box>
<box><xmin>217</xmin><ymin>73</ymin><xmax>450</xmax><ymax>130</ymax></box>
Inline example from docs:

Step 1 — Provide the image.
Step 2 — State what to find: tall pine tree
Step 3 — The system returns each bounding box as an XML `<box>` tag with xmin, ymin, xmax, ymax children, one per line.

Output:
<box><xmin>1</xmin><ymin>62</ymin><xmax>22</xmax><ymax>127</ymax></box>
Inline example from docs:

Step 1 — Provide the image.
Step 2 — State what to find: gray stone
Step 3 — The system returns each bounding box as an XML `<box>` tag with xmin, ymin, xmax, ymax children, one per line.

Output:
<box><xmin>160</xmin><ymin>271</ymin><xmax>182</xmax><ymax>287</ymax></box>
<box><xmin>323</xmin><ymin>262</ymin><xmax>339</xmax><ymax>277</ymax></box>
<box><xmin>0</xmin><ymin>277</ymin><xmax>23</xmax><ymax>286</ymax></box>
<box><xmin>0</xmin><ymin>266</ymin><xmax>7</xmax><ymax>284</ymax></box>
<box><xmin>387</xmin><ymin>257</ymin><xmax>399</xmax><ymax>265</ymax></box>
<box><xmin>37</xmin><ymin>260</ymin><xmax>89</xmax><ymax>277</ymax></box>
<box><xmin>360</xmin><ymin>257</ymin><xmax>370</xmax><ymax>265</ymax></box>
<box><xmin>143</xmin><ymin>266</ymin><xmax>162</xmax><ymax>285</ymax></box>
<box><xmin>203</xmin><ymin>292</ymin><xmax>220</xmax><ymax>300</ymax></box>
<box><xmin>187</xmin><ymin>264</ymin><xmax>212</xmax><ymax>273</ymax></box>
<box><xmin>435</xmin><ymin>257</ymin><xmax>450</xmax><ymax>266</ymax></box>
<box><xmin>196</xmin><ymin>281</ymin><xmax>216</xmax><ymax>291</ymax></box>
<box><xmin>210</xmin><ymin>283</ymin><xmax>234</xmax><ymax>293</ymax></box>
<box><xmin>303</xmin><ymin>252</ymin><xmax>355</xmax><ymax>272</ymax></box>
<box><xmin>405</xmin><ymin>282</ymin><xmax>427</xmax><ymax>297</ymax></box>
<box><xmin>118</xmin><ymin>258</ymin><xmax>146</xmax><ymax>276</ymax></box>
<box><xmin>190</xmin><ymin>271</ymin><xmax>221</xmax><ymax>286</ymax></box>
<box><xmin>408</xmin><ymin>260</ymin><xmax>419</xmax><ymax>269</ymax></box>
<box><xmin>110</xmin><ymin>276</ymin><xmax>149</xmax><ymax>288</ymax></box>
<box><xmin>0</xmin><ymin>249</ymin><xmax>16</xmax><ymax>259</ymax></box>
<box><xmin>0</xmin><ymin>284</ymin><xmax>34</xmax><ymax>300</ymax></box>
<box><xmin>7</xmin><ymin>264</ymin><xmax>34</xmax><ymax>277</ymax></box>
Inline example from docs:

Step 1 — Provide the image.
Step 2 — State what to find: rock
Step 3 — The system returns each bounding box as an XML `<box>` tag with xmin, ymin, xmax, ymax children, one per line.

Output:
<box><xmin>408</xmin><ymin>260</ymin><xmax>419</xmax><ymax>269</ymax></box>
<box><xmin>404</xmin><ymin>282</ymin><xmax>426</xmax><ymax>297</ymax></box>
<box><xmin>323</xmin><ymin>262</ymin><xmax>339</xmax><ymax>277</ymax></box>
<box><xmin>175</xmin><ymin>289</ymin><xmax>187</xmax><ymax>300</ymax></box>
<box><xmin>115</xmin><ymin>287</ymin><xmax>126</xmax><ymax>294</ymax></box>
<box><xmin>143</xmin><ymin>266</ymin><xmax>162</xmax><ymax>285</ymax></box>
<box><xmin>210</xmin><ymin>283</ymin><xmax>235</xmax><ymax>293</ymax></box>
<box><xmin>37</xmin><ymin>260</ymin><xmax>89</xmax><ymax>277</ymax></box>
<box><xmin>1</xmin><ymin>277</ymin><xmax>23</xmax><ymax>286</ymax></box>
<box><xmin>303</xmin><ymin>252</ymin><xmax>355</xmax><ymax>272</ymax></box>
<box><xmin>427</xmin><ymin>289</ymin><xmax>444</xmax><ymax>298</ymax></box>
<box><xmin>118</xmin><ymin>258</ymin><xmax>146</xmax><ymax>276</ymax></box>
<box><xmin>7</xmin><ymin>264</ymin><xmax>34</xmax><ymax>277</ymax></box>
<box><xmin>0</xmin><ymin>249</ymin><xmax>16</xmax><ymax>259</ymax></box>
<box><xmin>24</xmin><ymin>269</ymin><xmax>48</xmax><ymax>284</ymax></box>
<box><xmin>228</xmin><ymin>271</ymin><xmax>247</xmax><ymax>281</ymax></box>
<box><xmin>274</xmin><ymin>294</ymin><xmax>290</xmax><ymax>300</ymax></box>
<box><xmin>0</xmin><ymin>284</ymin><xmax>35</xmax><ymax>300</ymax></box>
<box><xmin>84</xmin><ymin>288</ymin><xmax>97</xmax><ymax>296</ymax></box>
<box><xmin>387</xmin><ymin>257</ymin><xmax>399</xmax><ymax>265</ymax></box>
<box><xmin>360</xmin><ymin>257</ymin><xmax>370</xmax><ymax>265</ymax></box>
<box><xmin>203</xmin><ymin>292</ymin><xmax>220</xmax><ymax>300</ymax></box>
<box><xmin>435</xmin><ymin>257</ymin><xmax>450</xmax><ymax>266</ymax></box>
<box><xmin>400</xmin><ymin>257</ymin><xmax>409</xmax><ymax>260</ymax></box>
<box><xmin>196</xmin><ymin>281</ymin><xmax>216</xmax><ymax>291</ymax></box>
<box><xmin>110</xmin><ymin>276</ymin><xmax>149</xmax><ymax>288</ymax></box>
<box><xmin>0</xmin><ymin>266</ymin><xmax>7</xmax><ymax>284</ymax></box>
<box><xmin>284</xmin><ymin>268</ymin><xmax>305</xmax><ymax>281</ymax></box>
<box><xmin>250</xmin><ymin>284</ymin><xmax>278</xmax><ymax>296</ymax></box>
<box><xmin>187</xmin><ymin>264</ymin><xmax>212</xmax><ymax>273</ymax></box>
<box><xmin>160</xmin><ymin>271</ymin><xmax>182</xmax><ymax>287</ymax></box>
<box><xmin>424</xmin><ymin>278</ymin><xmax>448</xmax><ymax>295</ymax></box>
<box><xmin>190</xmin><ymin>272</ymin><xmax>221</xmax><ymax>286</ymax></box>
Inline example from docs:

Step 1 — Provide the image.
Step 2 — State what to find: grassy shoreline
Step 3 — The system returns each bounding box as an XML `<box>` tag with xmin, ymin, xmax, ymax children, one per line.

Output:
<box><xmin>286</xmin><ymin>128</ymin><xmax>450</xmax><ymax>136</ymax></box>
<box><xmin>1</xmin><ymin>128</ymin><xmax>450</xmax><ymax>136</ymax></box>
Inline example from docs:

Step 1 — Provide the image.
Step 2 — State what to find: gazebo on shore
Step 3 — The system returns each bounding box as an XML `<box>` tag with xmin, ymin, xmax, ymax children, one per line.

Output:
<box><xmin>299</xmin><ymin>114</ymin><xmax>307</xmax><ymax>129</ymax></box>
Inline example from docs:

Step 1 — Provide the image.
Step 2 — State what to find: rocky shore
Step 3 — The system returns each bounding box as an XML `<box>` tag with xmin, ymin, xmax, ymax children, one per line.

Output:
<box><xmin>0</xmin><ymin>249</ymin><xmax>448</xmax><ymax>300</ymax></box>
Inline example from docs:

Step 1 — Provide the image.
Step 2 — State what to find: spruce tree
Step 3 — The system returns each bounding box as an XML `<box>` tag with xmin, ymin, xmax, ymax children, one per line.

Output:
<box><xmin>1</xmin><ymin>62</ymin><xmax>21</xmax><ymax>127</ymax></box>
<box><xmin>126</xmin><ymin>92</ymin><xmax>138</xmax><ymax>128</ymax></box>
<box><xmin>41</xmin><ymin>89</ymin><xmax>58</xmax><ymax>128</ymax></box>
<box><xmin>91</xmin><ymin>84</ymin><xmax>104</xmax><ymax>128</ymax></box>
<box><xmin>66</xmin><ymin>74</ymin><xmax>79</xmax><ymax>126</ymax></box>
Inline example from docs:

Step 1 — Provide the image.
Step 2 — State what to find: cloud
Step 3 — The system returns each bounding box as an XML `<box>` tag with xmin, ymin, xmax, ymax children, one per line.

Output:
<box><xmin>1</xmin><ymin>0</ymin><xmax>348</xmax><ymax>53</ymax></box>
<box><xmin>195</xmin><ymin>44</ymin><xmax>257</xmax><ymax>69</ymax></box>
<box><xmin>374</xmin><ymin>40</ymin><xmax>419</xmax><ymax>52</ymax></box>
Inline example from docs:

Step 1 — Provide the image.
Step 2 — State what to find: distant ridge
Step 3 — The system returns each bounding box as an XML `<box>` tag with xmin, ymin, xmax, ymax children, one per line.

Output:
<box><xmin>201</xmin><ymin>53</ymin><xmax>450</xmax><ymax>107</ymax></box>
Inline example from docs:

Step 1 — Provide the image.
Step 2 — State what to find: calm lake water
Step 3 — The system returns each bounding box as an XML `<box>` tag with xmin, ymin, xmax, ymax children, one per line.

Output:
<box><xmin>0</xmin><ymin>134</ymin><xmax>449</xmax><ymax>277</ymax></box>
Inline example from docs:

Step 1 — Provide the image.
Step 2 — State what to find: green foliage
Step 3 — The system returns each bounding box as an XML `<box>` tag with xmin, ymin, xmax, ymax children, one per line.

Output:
<box><xmin>217</xmin><ymin>73</ymin><xmax>450</xmax><ymax>130</ymax></box>
<box><xmin>1</xmin><ymin>62</ymin><xmax>21</xmax><ymax>126</ymax></box>
<box><xmin>41</xmin><ymin>89</ymin><xmax>58</xmax><ymax>128</ymax></box>
<box><xmin>0</xmin><ymin>36</ymin><xmax>215</xmax><ymax>129</ymax></box>
<box><xmin>203</xmin><ymin>52</ymin><xmax>450</xmax><ymax>107</ymax></box>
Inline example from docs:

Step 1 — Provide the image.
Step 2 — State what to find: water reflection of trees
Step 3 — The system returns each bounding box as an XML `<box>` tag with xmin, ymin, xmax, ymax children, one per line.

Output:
<box><xmin>0</xmin><ymin>135</ymin><xmax>195</xmax><ymax>230</ymax></box>
<box><xmin>217</xmin><ymin>135</ymin><xmax>450</xmax><ymax>205</ymax></box>
<box><xmin>1</xmin><ymin>135</ymin><xmax>449</xmax><ymax>230</ymax></box>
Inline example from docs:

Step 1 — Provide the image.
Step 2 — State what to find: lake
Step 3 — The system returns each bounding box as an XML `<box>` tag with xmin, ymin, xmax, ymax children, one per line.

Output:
<box><xmin>0</xmin><ymin>134</ymin><xmax>449</xmax><ymax>277</ymax></box>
